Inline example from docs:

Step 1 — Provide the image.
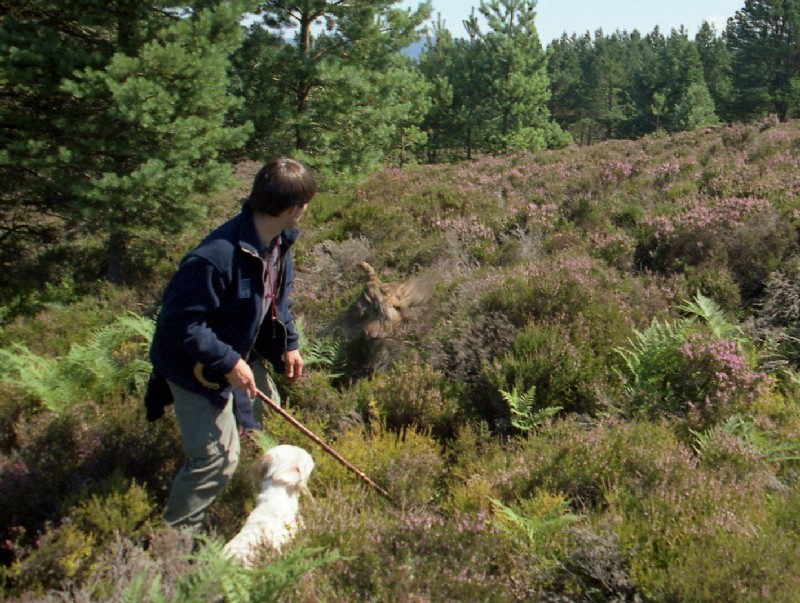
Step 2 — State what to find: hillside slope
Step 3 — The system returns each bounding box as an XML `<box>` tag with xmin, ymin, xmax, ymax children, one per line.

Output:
<box><xmin>2</xmin><ymin>119</ymin><xmax>800</xmax><ymax>601</ymax></box>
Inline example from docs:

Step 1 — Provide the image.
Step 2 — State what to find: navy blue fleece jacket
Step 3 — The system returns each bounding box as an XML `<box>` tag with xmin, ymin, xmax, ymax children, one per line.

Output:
<box><xmin>149</xmin><ymin>200</ymin><xmax>299</xmax><ymax>409</ymax></box>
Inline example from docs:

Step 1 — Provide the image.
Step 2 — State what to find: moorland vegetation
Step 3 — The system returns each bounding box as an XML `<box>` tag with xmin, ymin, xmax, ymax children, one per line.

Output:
<box><xmin>3</xmin><ymin>117</ymin><xmax>800</xmax><ymax>601</ymax></box>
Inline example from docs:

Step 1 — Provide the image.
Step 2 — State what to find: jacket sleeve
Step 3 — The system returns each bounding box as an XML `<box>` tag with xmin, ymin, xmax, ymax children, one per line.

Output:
<box><xmin>156</xmin><ymin>254</ymin><xmax>241</xmax><ymax>374</ymax></box>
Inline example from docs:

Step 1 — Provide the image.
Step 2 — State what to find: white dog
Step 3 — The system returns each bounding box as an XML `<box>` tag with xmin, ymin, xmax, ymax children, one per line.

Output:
<box><xmin>224</xmin><ymin>444</ymin><xmax>315</xmax><ymax>568</ymax></box>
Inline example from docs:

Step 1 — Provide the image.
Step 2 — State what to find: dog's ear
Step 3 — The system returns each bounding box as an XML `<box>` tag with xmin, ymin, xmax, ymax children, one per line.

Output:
<box><xmin>267</xmin><ymin>447</ymin><xmax>314</xmax><ymax>487</ymax></box>
<box><xmin>251</xmin><ymin>453</ymin><xmax>273</xmax><ymax>486</ymax></box>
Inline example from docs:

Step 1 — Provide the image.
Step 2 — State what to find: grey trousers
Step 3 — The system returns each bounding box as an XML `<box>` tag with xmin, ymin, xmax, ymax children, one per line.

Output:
<box><xmin>163</xmin><ymin>361</ymin><xmax>280</xmax><ymax>530</ymax></box>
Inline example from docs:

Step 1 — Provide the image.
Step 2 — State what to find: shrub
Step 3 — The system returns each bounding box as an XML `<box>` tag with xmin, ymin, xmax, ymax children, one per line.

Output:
<box><xmin>486</xmin><ymin>415</ymin><xmax>800</xmax><ymax>602</ymax></box>
<box><xmin>614</xmin><ymin>471</ymin><xmax>800</xmax><ymax>602</ymax></box>
<box><xmin>691</xmin><ymin>413</ymin><xmax>800</xmax><ymax>481</ymax></box>
<box><xmin>424</xmin><ymin>309</ymin><xmax>516</xmax><ymax>420</ymax></box>
<box><xmin>314</xmin><ymin>422</ymin><xmax>444</xmax><ymax>509</ymax></box>
<box><xmin>119</xmin><ymin>536</ymin><xmax>340</xmax><ymax>603</ymax></box>
<box><xmin>3</xmin><ymin>475</ymin><xmax>159</xmax><ymax>595</ymax></box>
<box><xmin>615</xmin><ymin>292</ymin><xmax>771</xmax><ymax>428</ymax></box>
<box><xmin>479</xmin><ymin>253</ymin><xmax>597</xmax><ymax>327</ymax></box>
<box><xmin>491</xmin><ymin>490</ymin><xmax>580</xmax><ymax>558</ymax></box>
<box><xmin>70</xmin><ymin>475</ymin><xmax>156</xmax><ymax>541</ymax></box>
<box><xmin>283</xmin><ymin>371</ymin><xmax>353</xmax><ymax>428</ymax></box>
<box><xmin>363</xmin><ymin>358</ymin><xmax>461</xmax><ymax>439</ymax></box>
<box><xmin>483</xmin><ymin>317</ymin><xmax>624</xmax><ymax>420</ymax></box>
<box><xmin>443</xmin><ymin>421</ymin><xmax>513</xmax><ymax>515</ymax></box>
<box><xmin>676</xmin><ymin>332</ymin><xmax>771</xmax><ymax>425</ymax></box>
<box><xmin>759</xmin><ymin>257</ymin><xmax>800</xmax><ymax>329</ymax></box>
<box><xmin>504</xmin><ymin>414</ymin><xmax>795</xmax><ymax>602</ymax></box>
<box><xmin>552</xmin><ymin>524</ymin><xmax>640</xmax><ymax>602</ymax></box>
<box><xmin>653</xmin><ymin>529</ymin><xmax>800</xmax><ymax>603</ymax></box>
<box><xmin>757</xmin><ymin>256</ymin><xmax>800</xmax><ymax>366</ymax></box>
<box><xmin>507</xmin><ymin>418</ymin><xmax>688</xmax><ymax>511</ymax></box>
<box><xmin>294</xmin><ymin>495</ymin><xmax>522</xmax><ymax>602</ymax></box>
<box><xmin>0</xmin><ymin>397</ymin><xmax>180</xmax><ymax>568</ymax></box>
<box><xmin>683</xmin><ymin>263</ymin><xmax>742</xmax><ymax>312</ymax></box>
<box><xmin>4</xmin><ymin>520</ymin><xmax>96</xmax><ymax>593</ymax></box>
<box><xmin>588</xmin><ymin>228</ymin><xmax>637</xmax><ymax>271</ymax></box>
<box><xmin>636</xmin><ymin>196</ymin><xmax>796</xmax><ymax>303</ymax></box>
<box><xmin>690</xmin><ymin>417</ymin><xmax>772</xmax><ymax>481</ymax></box>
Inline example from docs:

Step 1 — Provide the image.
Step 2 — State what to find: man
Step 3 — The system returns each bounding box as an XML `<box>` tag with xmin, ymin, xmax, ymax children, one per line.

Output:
<box><xmin>148</xmin><ymin>157</ymin><xmax>316</xmax><ymax>530</ymax></box>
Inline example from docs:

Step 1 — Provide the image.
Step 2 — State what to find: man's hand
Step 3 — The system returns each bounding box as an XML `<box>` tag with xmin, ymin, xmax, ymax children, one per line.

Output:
<box><xmin>284</xmin><ymin>349</ymin><xmax>304</xmax><ymax>383</ymax></box>
<box><xmin>226</xmin><ymin>358</ymin><xmax>256</xmax><ymax>399</ymax></box>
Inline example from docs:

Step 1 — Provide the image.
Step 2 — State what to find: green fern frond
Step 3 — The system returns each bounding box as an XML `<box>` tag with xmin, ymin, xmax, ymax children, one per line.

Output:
<box><xmin>145</xmin><ymin>575</ymin><xmax>167</xmax><ymax>603</ymax></box>
<box><xmin>691</xmin><ymin>413</ymin><xmax>800</xmax><ymax>463</ymax></box>
<box><xmin>489</xmin><ymin>496</ymin><xmax>580</xmax><ymax>552</ymax></box>
<box><xmin>500</xmin><ymin>384</ymin><xmax>536</xmax><ymax>409</ymax></box>
<box><xmin>0</xmin><ymin>344</ymin><xmax>70</xmax><ymax>412</ymax></box>
<box><xmin>679</xmin><ymin>290</ymin><xmax>743</xmax><ymax>340</ymax></box>
<box><xmin>613</xmin><ymin>316</ymin><xmax>686</xmax><ymax>388</ymax></box>
<box><xmin>0</xmin><ymin>313</ymin><xmax>155</xmax><ymax>413</ymax></box>
<box><xmin>250</xmin><ymin>547</ymin><xmax>343</xmax><ymax>603</ymax></box>
<box><xmin>165</xmin><ymin>538</ymin><xmax>341</xmax><ymax>603</ymax></box>
<box><xmin>120</xmin><ymin>571</ymin><xmax>148</xmax><ymax>603</ymax></box>
<box><xmin>500</xmin><ymin>384</ymin><xmax>560</xmax><ymax>432</ymax></box>
<box><xmin>178</xmin><ymin>536</ymin><xmax>251</xmax><ymax>603</ymax></box>
<box><xmin>295</xmin><ymin>317</ymin><xmax>346</xmax><ymax>377</ymax></box>
<box><xmin>122</xmin><ymin>572</ymin><xmax>166</xmax><ymax>603</ymax></box>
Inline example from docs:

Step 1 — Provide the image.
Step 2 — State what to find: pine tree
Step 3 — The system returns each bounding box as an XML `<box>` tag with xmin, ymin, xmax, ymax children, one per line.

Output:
<box><xmin>674</xmin><ymin>81</ymin><xmax>720</xmax><ymax>130</ymax></box>
<box><xmin>418</xmin><ymin>15</ymin><xmax>457</xmax><ymax>162</ymax></box>
<box><xmin>582</xmin><ymin>30</ymin><xmax>633</xmax><ymax>140</ymax></box>
<box><xmin>0</xmin><ymin>1</ymin><xmax>252</xmax><ymax>286</ymax></box>
<box><xmin>570</xmin><ymin>32</ymin><xmax>605</xmax><ymax>144</ymax></box>
<box><xmin>695</xmin><ymin>20</ymin><xmax>733</xmax><ymax>121</ymax></box>
<box><xmin>383</xmin><ymin>64</ymin><xmax>432</xmax><ymax>168</ymax></box>
<box><xmin>546</xmin><ymin>33</ymin><xmax>584</xmax><ymax>137</ymax></box>
<box><xmin>726</xmin><ymin>0</ymin><xmax>800</xmax><ymax>121</ymax></box>
<box><xmin>473</xmin><ymin>0</ymin><xmax>554</xmax><ymax>152</ymax></box>
<box><xmin>628</xmin><ymin>26</ymin><xmax>667</xmax><ymax>135</ymax></box>
<box><xmin>657</xmin><ymin>27</ymin><xmax>706</xmax><ymax>131</ymax></box>
<box><xmin>235</xmin><ymin>1</ymin><xmax>431</xmax><ymax>175</ymax></box>
<box><xmin>229</xmin><ymin>24</ymin><xmax>292</xmax><ymax>158</ymax></box>
<box><xmin>452</xmin><ymin>9</ymin><xmax>494</xmax><ymax>158</ymax></box>
<box><xmin>627</xmin><ymin>26</ymin><xmax>707</xmax><ymax>134</ymax></box>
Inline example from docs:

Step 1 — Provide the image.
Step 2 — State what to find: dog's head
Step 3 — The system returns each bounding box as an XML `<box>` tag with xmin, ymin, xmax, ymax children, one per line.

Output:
<box><xmin>253</xmin><ymin>445</ymin><xmax>315</xmax><ymax>492</ymax></box>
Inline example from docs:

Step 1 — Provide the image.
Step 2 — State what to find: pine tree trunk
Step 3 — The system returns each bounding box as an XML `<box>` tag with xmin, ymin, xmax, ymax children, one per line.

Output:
<box><xmin>106</xmin><ymin>230</ymin><xmax>127</xmax><ymax>285</ymax></box>
<box><xmin>295</xmin><ymin>12</ymin><xmax>313</xmax><ymax>151</ymax></box>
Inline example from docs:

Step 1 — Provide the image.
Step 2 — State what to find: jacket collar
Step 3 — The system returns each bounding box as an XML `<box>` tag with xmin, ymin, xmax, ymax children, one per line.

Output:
<box><xmin>238</xmin><ymin>199</ymin><xmax>299</xmax><ymax>257</ymax></box>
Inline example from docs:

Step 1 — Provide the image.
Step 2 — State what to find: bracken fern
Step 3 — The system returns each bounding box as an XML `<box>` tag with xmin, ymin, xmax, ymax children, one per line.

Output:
<box><xmin>691</xmin><ymin>413</ymin><xmax>800</xmax><ymax>464</ymax></box>
<box><xmin>679</xmin><ymin>290</ymin><xmax>743</xmax><ymax>341</ymax></box>
<box><xmin>614</xmin><ymin>292</ymin><xmax>761</xmax><ymax>420</ymax></box>
<box><xmin>0</xmin><ymin>313</ymin><xmax>154</xmax><ymax>412</ymax></box>
<box><xmin>500</xmin><ymin>384</ymin><xmax>562</xmax><ymax>432</ymax></box>
<box><xmin>295</xmin><ymin>316</ymin><xmax>347</xmax><ymax>377</ymax></box>
<box><xmin>124</xmin><ymin>538</ymin><xmax>341</xmax><ymax>603</ymax></box>
<box><xmin>490</xmin><ymin>493</ymin><xmax>581</xmax><ymax>557</ymax></box>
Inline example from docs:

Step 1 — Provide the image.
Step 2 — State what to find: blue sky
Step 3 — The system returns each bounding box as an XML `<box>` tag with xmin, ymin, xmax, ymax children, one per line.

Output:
<box><xmin>401</xmin><ymin>0</ymin><xmax>743</xmax><ymax>45</ymax></box>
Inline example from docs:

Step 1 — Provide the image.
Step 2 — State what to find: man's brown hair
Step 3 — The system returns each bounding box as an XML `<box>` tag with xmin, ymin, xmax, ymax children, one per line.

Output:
<box><xmin>250</xmin><ymin>157</ymin><xmax>317</xmax><ymax>216</ymax></box>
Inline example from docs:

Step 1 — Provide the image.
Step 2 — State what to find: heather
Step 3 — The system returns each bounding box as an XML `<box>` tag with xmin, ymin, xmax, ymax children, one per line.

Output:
<box><xmin>4</xmin><ymin>119</ymin><xmax>800</xmax><ymax>601</ymax></box>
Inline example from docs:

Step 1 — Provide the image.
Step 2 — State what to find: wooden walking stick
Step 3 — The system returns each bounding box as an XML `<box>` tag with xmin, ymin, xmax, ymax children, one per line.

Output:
<box><xmin>255</xmin><ymin>387</ymin><xmax>393</xmax><ymax>503</ymax></box>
